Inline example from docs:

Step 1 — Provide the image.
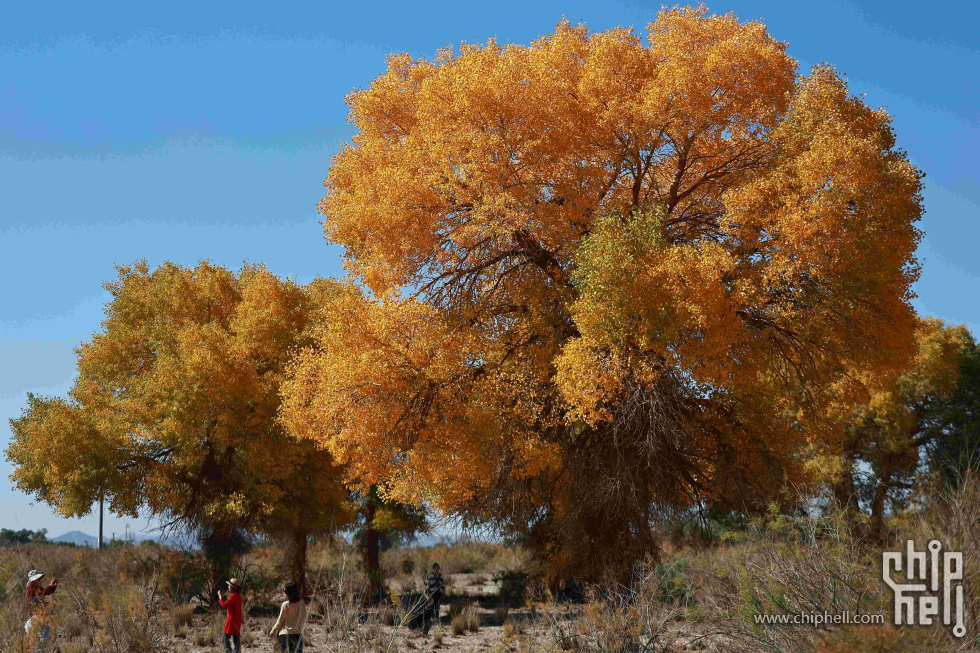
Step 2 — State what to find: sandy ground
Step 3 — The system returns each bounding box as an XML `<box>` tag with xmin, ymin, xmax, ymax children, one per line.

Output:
<box><xmin>154</xmin><ymin>573</ymin><xmax>732</xmax><ymax>652</ymax></box>
<box><xmin>164</xmin><ymin>607</ymin><xmax>529</xmax><ymax>652</ymax></box>
<box><xmin>160</xmin><ymin>574</ymin><xmax>530</xmax><ymax>652</ymax></box>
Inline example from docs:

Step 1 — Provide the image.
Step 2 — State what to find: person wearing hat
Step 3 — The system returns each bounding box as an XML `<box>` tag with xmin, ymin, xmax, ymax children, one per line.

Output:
<box><xmin>217</xmin><ymin>578</ymin><xmax>243</xmax><ymax>653</ymax></box>
<box><xmin>25</xmin><ymin>570</ymin><xmax>57</xmax><ymax>650</ymax></box>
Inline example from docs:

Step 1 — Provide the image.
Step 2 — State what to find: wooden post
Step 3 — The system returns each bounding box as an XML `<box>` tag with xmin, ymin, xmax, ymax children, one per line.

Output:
<box><xmin>98</xmin><ymin>495</ymin><xmax>104</xmax><ymax>553</ymax></box>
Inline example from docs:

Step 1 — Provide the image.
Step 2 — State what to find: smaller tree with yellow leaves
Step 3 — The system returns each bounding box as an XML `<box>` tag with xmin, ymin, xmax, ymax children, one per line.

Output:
<box><xmin>816</xmin><ymin>318</ymin><xmax>974</xmax><ymax>540</ymax></box>
<box><xmin>7</xmin><ymin>261</ymin><xmax>355</xmax><ymax>593</ymax></box>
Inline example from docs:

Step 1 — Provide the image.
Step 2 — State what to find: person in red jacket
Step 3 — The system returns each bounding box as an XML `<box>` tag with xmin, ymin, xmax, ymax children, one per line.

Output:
<box><xmin>218</xmin><ymin>578</ymin><xmax>243</xmax><ymax>653</ymax></box>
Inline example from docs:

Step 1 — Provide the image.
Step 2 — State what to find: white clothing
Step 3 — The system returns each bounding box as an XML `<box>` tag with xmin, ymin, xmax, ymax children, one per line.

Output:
<box><xmin>272</xmin><ymin>600</ymin><xmax>308</xmax><ymax>636</ymax></box>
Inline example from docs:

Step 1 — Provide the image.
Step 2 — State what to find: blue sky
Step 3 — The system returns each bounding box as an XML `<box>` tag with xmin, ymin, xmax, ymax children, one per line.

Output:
<box><xmin>2</xmin><ymin>0</ymin><xmax>978</xmax><ymax>539</ymax></box>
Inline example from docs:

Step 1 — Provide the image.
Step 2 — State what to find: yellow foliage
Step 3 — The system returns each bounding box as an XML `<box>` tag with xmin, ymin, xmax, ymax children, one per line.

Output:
<box><xmin>8</xmin><ymin>261</ymin><xmax>353</xmax><ymax>536</ymax></box>
<box><xmin>284</xmin><ymin>6</ymin><xmax>923</xmax><ymax>575</ymax></box>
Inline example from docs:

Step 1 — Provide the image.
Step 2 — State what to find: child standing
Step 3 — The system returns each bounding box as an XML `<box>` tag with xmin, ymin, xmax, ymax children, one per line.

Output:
<box><xmin>218</xmin><ymin>578</ymin><xmax>243</xmax><ymax>653</ymax></box>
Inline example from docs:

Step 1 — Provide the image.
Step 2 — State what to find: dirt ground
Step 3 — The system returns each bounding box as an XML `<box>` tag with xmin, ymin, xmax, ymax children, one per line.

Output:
<box><xmin>159</xmin><ymin>573</ymin><xmax>530</xmax><ymax>652</ymax></box>
<box><xmin>155</xmin><ymin>573</ymin><xmax>730</xmax><ymax>652</ymax></box>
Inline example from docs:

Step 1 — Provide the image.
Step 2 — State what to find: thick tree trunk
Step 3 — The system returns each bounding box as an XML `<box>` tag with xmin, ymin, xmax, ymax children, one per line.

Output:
<box><xmin>202</xmin><ymin>524</ymin><xmax>235</xmax><ymax>606</ymax></box>
<box><xmin>291</xmin><ymin>529</ymin><xmax>308</xmax><ymax>597</ymax></box>
<box><xmin>365</xmin><ymin>485</ymin><xmax>381</xmax><ymax>603</ymax></box>
<box><xmin>211</xmin><ymin>563</ymin><xmax>223</xmax><ymax>606</ymax></box>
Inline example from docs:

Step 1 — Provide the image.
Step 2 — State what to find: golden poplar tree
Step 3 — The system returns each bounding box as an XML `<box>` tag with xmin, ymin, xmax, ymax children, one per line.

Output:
<box><xmin>7</xmin><ymin>261</ymin><xmax>353</xmax><ymax>589</ymax></box>
<box><xmin>282</xmin><ymin>7</ymin><xmax>923</xmax><ymax>578</ymax></box>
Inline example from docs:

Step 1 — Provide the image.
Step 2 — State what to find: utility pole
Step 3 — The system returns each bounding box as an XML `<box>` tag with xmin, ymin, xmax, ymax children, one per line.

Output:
<box><xmin>98</xmin><ymin>495</ymin><xmax>104</xmax><ymax>553</ymax></box>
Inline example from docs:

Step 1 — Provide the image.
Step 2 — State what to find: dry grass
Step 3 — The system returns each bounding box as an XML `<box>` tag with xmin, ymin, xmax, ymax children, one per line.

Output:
<box><xmin>171</xmin><ymin>605</ymin><xmax>194</xmax><ymax>636</ymax></box>
<box><xmin>381</xmin><ymin>538</ymin><xmax>529</xmax><ymax>590</ymax></box>
<box><xmin>0</xmin><ymin>541</ymin><xmax>170</xmax><ymax>652</ymax></box>
<box><xmin>465</xmin><ymin>605</ymin><xmax>480</xmax><ymax>632</ymax></box>
<box><xmin>451</xmin><ymin>612</ymin><xmax>467</xmax><ymax>636</ymax></box>
<box><xmin>3</xmin><ymin>475</ymin><xmax>980</xmax><ymax>652</ymax></box>
<box><xmin>503</xmin><ymin>617</ymin><xmax>524</xmax><ymax>640</ymax></box>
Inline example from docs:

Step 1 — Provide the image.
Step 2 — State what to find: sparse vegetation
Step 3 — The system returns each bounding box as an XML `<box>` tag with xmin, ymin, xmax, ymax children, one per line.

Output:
<box><xmin>3</xmin><ymin>477</ymin><xmax>978</xmax><ymax>652</ymax></box>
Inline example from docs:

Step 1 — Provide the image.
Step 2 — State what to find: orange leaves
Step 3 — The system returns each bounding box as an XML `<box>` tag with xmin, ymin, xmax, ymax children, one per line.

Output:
<box><xmin>647</xmin><ymin>5</ymin><xmax>793</xmax><ymax>134</ymax></box>
<box><xmin>7</xmin><ymin>394</ymin><xmax>119</xmax><ymax>518</ymax></box>
<box><xmin>722</xmin><ymin>64</ymin><xmax>923</xmax><ymax>396</ymax></box>
<box><xmin>284</xmin><ymin>292</ymin><xmax>458</xmax><ymax>468</ymax></box>
<box><xmin>810</xmin><ymin>318</ymin><xmax>972</xmax><ymax>498</ymax></box>
<box><xmin>554</xmin><ymin>341</ymin><xmax>632</xmax><ymax>425</ymax></box>
<box><xmin>281</xmin><ymin>287</ymin><xmax>561</xmax><ymax>511</ymax></box>
<box><xmin>292</xmin><ymin>6</ymin><xmax>926</xmax><ymax>559</ymax></box>
<box><xmin>8</xmin><ymin>261</ymin><xmax>352</xmax><ymax>535</ymax></box>
<box><xmin>560</xmin><ymin>208</ymin><xmax>752</xmax><ymax>422</ymax></box>
<box><xmin>322</xmin><ymin>8</ymin><xmax>797</xmax><ymax>297</ymax></box>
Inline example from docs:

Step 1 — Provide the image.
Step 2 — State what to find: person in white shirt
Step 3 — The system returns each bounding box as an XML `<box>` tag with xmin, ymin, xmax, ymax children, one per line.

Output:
<box><xmin>269</xmin><ymin>582</ymin><xmax>308</xmax><ymax>652</ymax></box>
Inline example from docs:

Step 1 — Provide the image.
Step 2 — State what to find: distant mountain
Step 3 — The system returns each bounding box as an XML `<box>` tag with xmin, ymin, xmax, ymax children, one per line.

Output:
<box><xmin>49</xmin><ymin>530</ymin><xmax>196</xmax><ymax>548</ymax></box>
<box><xmin>50</xmin><ymin>531</ymin><xmax>98</xmax><ymax>547</ymax></box>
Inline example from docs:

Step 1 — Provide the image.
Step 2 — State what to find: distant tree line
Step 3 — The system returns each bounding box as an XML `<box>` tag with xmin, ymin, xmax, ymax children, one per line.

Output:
<box><xmin>0</xmin><ymin>528</ymin><xmax>76</xmax><ymax>547</ymax></box>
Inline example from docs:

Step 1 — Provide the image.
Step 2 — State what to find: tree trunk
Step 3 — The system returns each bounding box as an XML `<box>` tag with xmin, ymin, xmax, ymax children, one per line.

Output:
<box><xmin>831</xmin><ymin>456</ymin><xmax>860</xmax><ymax>518</ymax></box>
<box><xmin>291</xmin><ymin>529</ymin><xmax>308</xmax><ymax>597</ymax></box>
<box><xmin>365</xmin><ymin>485</ymin><xmax>381</xmax><ymax>603</ymax></box>
<box><xmin>202</xmin><ymin>524</ymin><xmax>235</xmax><ymax>606</ymax></box>
<box><xmin>98</xmin><ymin>496</ymin><xmax>104</xmax><ymax>554</ymax></box>
<box><xmin>870</xmin><ymin>469</ymin><xmax>894</xmax><ymax>544</ymax></box>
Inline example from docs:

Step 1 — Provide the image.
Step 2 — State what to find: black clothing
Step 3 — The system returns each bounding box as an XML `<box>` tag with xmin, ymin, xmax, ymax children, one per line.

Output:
<box><xmin>222</xmin><ymin>633</ymin><xmax>240</xmax><ymax>653</ymax></box>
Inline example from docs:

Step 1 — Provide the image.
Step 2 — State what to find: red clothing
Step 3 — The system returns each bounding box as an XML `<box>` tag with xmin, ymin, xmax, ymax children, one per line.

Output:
<box><xmin>218</xmin><ymin>591</ymin><xmax>242</xmax><ymax>635</ymax></box>
<box><xmin>26</xmin><ymin>579</ymin><xmax>57</xmax><ymax>614</ymax></box>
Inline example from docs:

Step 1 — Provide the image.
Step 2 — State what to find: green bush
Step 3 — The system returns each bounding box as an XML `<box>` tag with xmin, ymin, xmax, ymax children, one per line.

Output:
<box><xmin>493</xmin><ymin>570</ymin><xmax>528</xmax><ymax>607</ymax></box>
<box><xmin>401</xmin><ymin>557</ymin><xmax>415</xmax><ymax>576</ymax></box>
<box><xmin>651</xmin><ymin>560</ymin><xmax>694</xmax><ymax>607</ymax></box>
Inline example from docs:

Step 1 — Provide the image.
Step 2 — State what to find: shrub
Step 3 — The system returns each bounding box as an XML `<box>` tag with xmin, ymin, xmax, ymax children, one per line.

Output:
<box><xmin>401</xmin><ymin>558</ymin><xmax>415</xmax><ymax>577</ymax></box>
<box><xmin>450</xmin><ymin>613</ymin><xmax>467</xmax><ymax>636</ymax></box>
<box><xmin>464</xmin><ymin>605</ymin><xmax>480</xmax><ymax>632</ymax></box>
<box><xmin>494</xmin><ymin>570</ymin><xmax>528</xmax><ymax>607</ymax></box>
<box><xmin>170</xmin><ymin>606</ymin><xmax>194</xmax><ymax>635</ymax></box>
<box><xmin>650</xmin><ymin>560</ymin><xmax>694</xmax><ymax>607</ymax></box>
<box><xmin>816</xmin><ymin>625</ymin><xmax>919</xmax><ymax>653</ymax></box>
<box><xmin>502</xmin><ymin>617</ymin><xmax>524</xmax><ymax>640</ymax></box>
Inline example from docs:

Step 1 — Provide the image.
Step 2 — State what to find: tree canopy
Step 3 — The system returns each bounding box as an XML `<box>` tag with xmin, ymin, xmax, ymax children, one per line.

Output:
<box><xmin>817</xmin><ymin>318</ymin><xmax>972</xmax><ymax>539</ymax></box>
<box><xmin>282</xmin><ymin>7</ymin><xmax>923</xmax><ymax>579</ymax></box>
<box><xmin>7</xmin><ymin>261</ymin><xmax>354</xmax><ymax>585</ymax></box>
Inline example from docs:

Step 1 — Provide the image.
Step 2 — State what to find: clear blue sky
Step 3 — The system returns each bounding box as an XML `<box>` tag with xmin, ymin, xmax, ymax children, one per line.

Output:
<box><xmin>2</xmin><ymin>0</ymin><xmax>977</xmax><ymax>539</ymax></box>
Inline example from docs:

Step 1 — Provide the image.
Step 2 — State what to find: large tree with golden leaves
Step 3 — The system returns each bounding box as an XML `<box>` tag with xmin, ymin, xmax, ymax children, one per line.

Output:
<box><xmin>7</xmin><ymin>261</ymin><xmax>353</xmax><ymax>591</ymax></box>
<box><xmin>282</xmin><ymin>7</ymin><xmax>923</xmax><ymax>579</ymax></box>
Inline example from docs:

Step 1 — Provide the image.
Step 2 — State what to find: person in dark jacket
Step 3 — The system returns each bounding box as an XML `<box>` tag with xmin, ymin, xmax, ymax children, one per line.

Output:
<box><xmin>422</xmin><ymin>563</ymin><xmax>445</xmax><ymax>635</ymax></box>
<box><xmin>218</xmin><ymin>578</ymin><xmax>243</xmax><ymax>653</ymax></box>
